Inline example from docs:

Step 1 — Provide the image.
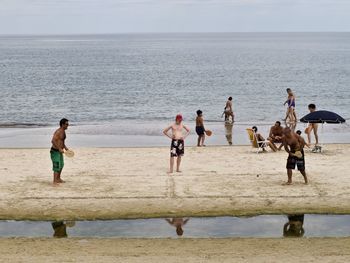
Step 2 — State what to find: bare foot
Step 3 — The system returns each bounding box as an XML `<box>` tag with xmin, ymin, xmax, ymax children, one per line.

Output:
<box><xmin>53</xmin><ymin>181</ymin><xmax>60</xmax><ymax>186</ymax></box>
<box><xmin>167</xmin><ymin>171</ymin><xmax>174</xmax><ymax>174</ymax></box>
<box><xmin>176</xmin><ymin>170</ymin><xmax>182</xmax><ymax>173</ymax></box>
<box><xmin>282</xmin><ymin>182</ymin><xmax>292</xmax><ymax>185</ymax></box>
<box><xmin>202</xmin><ymin>145</ymin><xmax>206</xmax><ymax>147</ymax></box>
<box><xmin>58</xmin><ymin>179</ymin><xmax>65</xmax><ymax>183</ymax></box>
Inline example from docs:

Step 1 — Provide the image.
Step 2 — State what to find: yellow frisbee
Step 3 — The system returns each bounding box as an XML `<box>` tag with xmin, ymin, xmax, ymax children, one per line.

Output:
<box><xmin>64</xmin><ymin>149</ymin><xmax>75</xmax><ymax>158</ymax></box>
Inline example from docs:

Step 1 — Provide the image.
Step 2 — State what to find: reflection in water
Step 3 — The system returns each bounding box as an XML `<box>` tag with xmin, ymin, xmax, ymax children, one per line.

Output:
<box><xmin>166</xmin><ymin>218</ymin><xmax>190</xmax><ymax>236</ymax></box>
<box><xmin>52</xmin><ymin>221</ymin><xmax>75</xmax><ymax>238</ymax></box>
<box><xmin>283</xmin><ymin>214</ymin><xmax>305</xmax><ymax>237</ymax></box>
<box><xmin>224</xmin><ymin>122</ymin><xmax>233</xmax><ymax>145</ymax></box>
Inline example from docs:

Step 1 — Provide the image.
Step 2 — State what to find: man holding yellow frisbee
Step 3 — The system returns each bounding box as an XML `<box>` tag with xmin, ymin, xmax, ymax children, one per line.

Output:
<box><xmin>282</xmin><ymin>127</ymin><xmax>308</xmax><ymax>185</ymax></box>
<box><xmin>50</xmin><ymin>118</ymin><xmax>70</xmax><ymax>185</ymax></box>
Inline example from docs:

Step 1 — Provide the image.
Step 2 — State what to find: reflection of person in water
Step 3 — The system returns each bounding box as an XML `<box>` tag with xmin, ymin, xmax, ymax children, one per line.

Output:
<box><xmin>224</xmin><ymin>122</ymin><xmax>233</xmax><ymax>145</ymax></box>
<box><xmin>52</xmin><ymin>221</ymin><xmax>75</xmax><ymax>238</ymax></box>
<box><xmin>283</xmin><ymin>214</ymin><xmax>305</xmax><ymax>237</ymax></box>
<box><xmin>165</xmin><ymin>218</ymin><xmax>190</xmax><ymax>236</ymax></box>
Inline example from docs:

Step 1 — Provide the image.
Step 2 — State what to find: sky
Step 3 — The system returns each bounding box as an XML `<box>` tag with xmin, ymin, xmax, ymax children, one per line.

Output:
<box><xmin>0</xmin><ymin>0</ymin><xmax>349</xmax><ymax>34</ymax></box>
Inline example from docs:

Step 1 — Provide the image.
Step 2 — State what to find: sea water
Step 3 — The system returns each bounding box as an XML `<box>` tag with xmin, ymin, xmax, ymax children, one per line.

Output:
<box><xmin>1</xmin><ymin>33</ymin><xmax>349</xmax><ymax>147</ymax></box>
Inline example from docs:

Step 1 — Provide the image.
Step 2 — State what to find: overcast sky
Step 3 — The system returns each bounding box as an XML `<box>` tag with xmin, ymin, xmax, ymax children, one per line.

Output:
<box><xmin>0</xmin><ymin>0</ymin><xmax>349</xmax><ymax>34</ymax></box>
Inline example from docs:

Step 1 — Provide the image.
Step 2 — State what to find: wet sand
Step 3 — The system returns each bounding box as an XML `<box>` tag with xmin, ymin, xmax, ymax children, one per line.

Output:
<box><xmin>0</xmin><ymin>237</ymin><xmax>349</xmax><ymax>262</ymax></box>
<box><xmin>0</xmin><ymin>144</ymin><xmax>349</xmax><ymax>220</ymax></box>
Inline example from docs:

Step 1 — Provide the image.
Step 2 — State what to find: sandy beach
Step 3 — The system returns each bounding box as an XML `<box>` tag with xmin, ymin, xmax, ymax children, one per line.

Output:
<box><xmin>0</xmin><ymin>237</ymin><xmax>349</xmax><ymax>263</ymax></box>
<box><xmin>0</xmin><ymin>144</ymin><xmax>349</xmax><ymax>220</ymax></box>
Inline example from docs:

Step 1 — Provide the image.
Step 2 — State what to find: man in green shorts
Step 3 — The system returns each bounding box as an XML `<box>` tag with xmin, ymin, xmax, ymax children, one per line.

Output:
<box><xmin>50</xmin><ymin>118</ymin><xmax>70</xmax><ymax>185</ymax></box>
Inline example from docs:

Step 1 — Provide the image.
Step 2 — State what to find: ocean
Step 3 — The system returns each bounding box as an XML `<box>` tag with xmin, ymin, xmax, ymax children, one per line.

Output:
<box><xmin>0</xmin><ymin>33</ymin><xmax>349</xmax><ymax>147</ymax></box>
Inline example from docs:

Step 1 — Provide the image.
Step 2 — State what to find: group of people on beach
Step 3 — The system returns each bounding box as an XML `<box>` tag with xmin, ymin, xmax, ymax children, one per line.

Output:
<box><xmin>50</xmin><ymin>90</ymin><xmax>319</xmax><ymax>185</ymax></box>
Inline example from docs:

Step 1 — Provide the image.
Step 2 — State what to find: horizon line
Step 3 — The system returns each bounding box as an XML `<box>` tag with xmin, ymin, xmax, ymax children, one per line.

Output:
<box><xmin>0</xmin><ymin>31</ymin><xmax>349</xmax><ymax>37</ymax></box>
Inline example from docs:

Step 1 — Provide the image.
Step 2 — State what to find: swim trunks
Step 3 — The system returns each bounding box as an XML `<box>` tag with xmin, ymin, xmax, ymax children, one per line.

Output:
<box><xmin>288</xmin><ymin>99</ymin><xmax>296</xmax><ymax>108</ymax></box>
<box><xmin>195</xmin><ymin>126</ymin><xmax>205</xmax><ymax>136</ymax></box>
<box><xmin>50</xmin><ymin>147</ymin><xmax>64</xmax><ymax>172</ymax></box>
<box><xmin>286</xmin><ymin>149</ymin><xmax>305</xmax><ymax>171</ymax></box>
<box><xmin>170</xmin><ymin>139</ymin><xmax>184</xmax><ymax>157</ymax></box>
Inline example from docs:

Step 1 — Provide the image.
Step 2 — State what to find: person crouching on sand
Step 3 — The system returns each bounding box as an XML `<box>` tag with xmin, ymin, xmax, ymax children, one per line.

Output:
<box><xmin>195</xmin><ymin>110</ymin><xmax>205</xmax><ymax>147</ymax></box>
<box><xmin>163</xmin><ymin>114</ymin><xmax>190</xmax><ymax>173</ymax></box>
<box><xmin>50</xmin><ymin>118</ymin><xmax>70</xmax><ymax>185</ymax></box>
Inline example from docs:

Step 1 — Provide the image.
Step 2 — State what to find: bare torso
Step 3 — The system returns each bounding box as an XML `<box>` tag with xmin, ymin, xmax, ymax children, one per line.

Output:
<box><xmin>196</xmin><ymin>116</ymin><xmax>204</xmax><ymax>127</ymax></box>
<box><xmin>225</xmin><ymin>101</ymin><xmax>232</xmax><ymax>112</ymax></box>
<box><xmin>164</xmin><ymin>123</ymin><xmax>189</xmax><ymax>140</ymax></box>
<box><xmin>283</xmin><ymin>134</ymin><xmax>304</xmax><ymax>152</ymax></box>
<box><xmin>270</xmin><ymin>126</ymin><xmax>283</xmax><ymax>137</ymax></box>
<box><xmin>51</xmin><ymin>128</ymin><xmax>66</xmax><ymax>151</ymax></box>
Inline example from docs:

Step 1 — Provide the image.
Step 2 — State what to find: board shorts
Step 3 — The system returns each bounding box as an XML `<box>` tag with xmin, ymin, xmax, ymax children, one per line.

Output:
<box><xmin>195</xmin><ymin>126</ymin><xmax>205</xmax><ymax>136</ymax></box>
<box><xmin>170</xmin><ymin>139</ymin><xmax>184</xmax><ymax>157</ymax></box>
<box><xmin>50</xmin><ymin>147</ymin><xmax>64</xmax><ymax>172</ymax></box>
<box><xmin>286</xmin><ymin>150</ymin><xmax>305</xmax><ymax>171</ymax></box>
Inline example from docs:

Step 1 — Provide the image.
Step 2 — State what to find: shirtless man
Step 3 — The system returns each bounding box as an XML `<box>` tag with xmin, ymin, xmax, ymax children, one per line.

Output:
<box><xmin>50</xmin><ymin>118</ymin><xmax>69</xmax><ymax>184</ymax></box>
<box><xmin>165</xmin><ymin>218</ymin><xmax>190</xmax><ymax>236</ymax></box>
<box><xmin>195</xmin><ymin>110</ymin><xmax>205</xmax><ymax>147</ymax></box>
<box><xmin>304</xmin><ymin>104</ymin><xmax>319</xmax><ymax>148</ymax></box>
<box><xmin>268</xmin><ymin>121</ymin><xmax>284</xmax><ymax>150</ymax></box>
<box><xmin>224</xmin><ymin>97</ymin><xmax>234</xmax><ymax>123</ymax></box>
<box><xmin>282</xmin><ymin>127</ymin><xmax>308</xmax><ymax>185</ymax></box>
<box><xmin>163</xmin><ymin>114</ymin><xmax>190</xmax><ymax>173</ymax></box>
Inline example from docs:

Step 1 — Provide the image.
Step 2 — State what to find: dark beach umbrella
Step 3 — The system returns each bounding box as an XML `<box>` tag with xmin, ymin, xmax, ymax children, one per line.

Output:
<box><xmin>300</xmin><ymin>110</ymin><xmax>346</xmax><ymax>124</ymax></box>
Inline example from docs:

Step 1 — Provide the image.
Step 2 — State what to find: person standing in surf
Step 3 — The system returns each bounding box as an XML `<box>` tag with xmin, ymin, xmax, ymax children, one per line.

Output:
<box><xmin>163</xmin><ymin>114</ymin><xmax>190</xmax><ymax>173</ymax></box>
<box><xmin>283</xmin><ymin>88</ymin><xmax>297</xmax><ymax>124</ymax></box>
<box><xmin>50</xmin><ymin>118</ymin><xmax>70</xmax><ymax>185</ymax></box>
<box><xmin>224</xmin><ymin>97</ymin><xmax>234</xmax><ymax>123</ymax></box>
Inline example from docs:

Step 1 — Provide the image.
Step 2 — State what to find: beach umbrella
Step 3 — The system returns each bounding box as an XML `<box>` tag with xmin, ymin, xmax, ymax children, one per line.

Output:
<box><xmin>300</xmin><ymin>110</ymin><xmax>346</xmax><ymax>124</ymax></box>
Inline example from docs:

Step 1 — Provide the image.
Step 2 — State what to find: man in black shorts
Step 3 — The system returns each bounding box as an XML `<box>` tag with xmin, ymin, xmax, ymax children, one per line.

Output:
<box><xmin>282</xmin><ymin>127</ymin><xmax>308</xmax><ymax>185</ymax></box>
<box><xmin>195</xmin><ymin>110</ymin><xmax>205</xmax><ymax>147</ymax></box>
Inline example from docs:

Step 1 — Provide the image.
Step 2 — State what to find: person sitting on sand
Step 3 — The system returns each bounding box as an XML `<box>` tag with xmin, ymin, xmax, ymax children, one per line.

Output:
<box><xmin>224</xmin><ymin>97</ymin><xmax>234</xmax><ymax>123</ymax></box>
<box><xmin>268</xmin><ymin>121</ymin><xmax>284</xmax><ymax>150</ymax></box>
<box><xmin>304</xmin><ymin>103</ymin><xmax>319</xmax><ymax>148</ymax></box>
<box><xmin>163</xmin><ymin>114</ymin><xmax>190</xmax><ymax>173</ymax></box>
<box><xmin>195</xmin><ymin>110</ymin><xmax>206</xmax><ymax>147</ymax></box>
<box><xmin>282</xmin><ymin>127</ymin><xmax>308</xmax><ymax>185</ymax></box>
<box><xmin>165</xmin><ymin>218</ymin><xmax>190</xmax><ymax>236</ymax></box>
<box><xmin>283</xmin><ymin>214</ymin><xmax>305</xmax><ymax>237</ymax></box>
<box><xmin>252</xmin><ymin>126</ymin><xmax>277</xmax><ymax>152</ymax></box>
<box><xmin>50</xmin><ymin>118</ymin><xmax>70</xmax><ymax>185</ymax></box>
